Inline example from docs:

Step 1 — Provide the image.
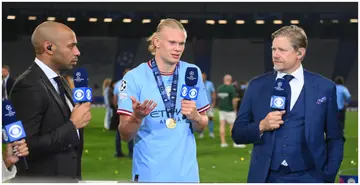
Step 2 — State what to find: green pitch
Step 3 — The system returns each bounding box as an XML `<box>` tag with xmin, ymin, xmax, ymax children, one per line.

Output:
<box><xmin>82</xmin><ymin>108</ymin><xmax>358</xmax><ymax>182</ymax></box>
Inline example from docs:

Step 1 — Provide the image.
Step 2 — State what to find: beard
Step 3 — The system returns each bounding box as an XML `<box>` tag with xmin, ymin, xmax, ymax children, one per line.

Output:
<box><xmin>273</xmin><ymin>65</ymin><xmax>281</xmax><ymax>71</ymax></box>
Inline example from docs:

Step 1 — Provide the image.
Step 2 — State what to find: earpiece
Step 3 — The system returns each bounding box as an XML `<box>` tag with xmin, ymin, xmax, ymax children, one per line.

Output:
<box><xmin>298</xmin><ymin>51</ymin><xmax>301</xmax><ymax>56</ymax></box>
<box><xmin>47</xmin><ymin>45</ymin><xmax>52</xmax><ymax>51</ymax></box>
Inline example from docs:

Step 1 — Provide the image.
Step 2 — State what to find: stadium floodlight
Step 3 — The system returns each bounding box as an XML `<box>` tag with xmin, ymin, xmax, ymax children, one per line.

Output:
<box><xmin>123</xmin><ymin>18</ymin><xmax>132</xmax><ymax>23</ymax></box>
<box><xmin>67</xmin><ymin>17</ymin><xmax>76</xmax><ymax>22</ymax></box>
<box><xmin>89</xmin><ymin>18</ymin><xmax>98</xmax><ymax>22</ymax></box>
<box><xmin>273</xmin><ymin>20</ymin><xmax>282</xmax><ymax>24</ymax></box>
<box><xmin>218</xmin><ymin>20</ymin><xmax>227</xmax><ymax>24</ymax></box>
<box><xmin>290</xmin><ymin>20</ymin><xmax>299</xmax><ymax>24</ymax></box>
<box><xmin>180</xmin><ymin>20</ymin><xmax>188</xmax><ymax>24</ymax></box>
<box><xmin>7</xmin><ymin>15</ymin><xmax>16</xmax><ymax>20</ymax></box>
<box><xmin>28</xmin><ymin>16</ymin><xmax>37</xmax><ymax>20</ymax></box>
<box><xmin>206</xmin><ymin>20</ymin><xmax>215</xmax><ymax>25</ymax></box>
<box><xmin>350</xmin><ymin>19</ymin><xmax>358</xmax><ymax>23</ymax></box>
<box><xmin>142</xmin><ymin>19</ymin><xmax>151</xmax><ymax>23</ymax></box>
<box><xmin>47</xmin><ymin>17</ymin><xmax>56</xmax><ymax>21</ymax></box>
<box><xmin>236</xmin><ymin>20</ymin><xmax>245</xmax><ymax>24</ymax></box>
<box><xmin>104</xmin><ymin>18</ymin><xmax>112</xmax><ymax>22</ymax></box>
<box><xmin>256</xmin><ymin>20</ymin><xmax>265</xmax><ymax>24</ymax></box>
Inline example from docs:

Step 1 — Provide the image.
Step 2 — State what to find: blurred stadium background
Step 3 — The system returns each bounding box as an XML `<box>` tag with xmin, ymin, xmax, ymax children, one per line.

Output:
<box><xmin>2</xmin><ymin>2</ymin><xmax>358</xmax><ymax>182</ymax></box>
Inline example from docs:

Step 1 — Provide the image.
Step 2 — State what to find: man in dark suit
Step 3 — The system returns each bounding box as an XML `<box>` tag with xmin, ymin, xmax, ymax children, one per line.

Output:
<box><xmin>9</xmin><ymin>21</ymin><xmax>92</xmax><ymax>182</ymax></box>
<box><xmin>2</xmin><ymin>65</ymin><xmax>15</xmax><ymax>100</ymax></box>
<box><xmin>232</xmin><ymin>25</ymin><xmax>344</xmax><ymax>183</ymax></box>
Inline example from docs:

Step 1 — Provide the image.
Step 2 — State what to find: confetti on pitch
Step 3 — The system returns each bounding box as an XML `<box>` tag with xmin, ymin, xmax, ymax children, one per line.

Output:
<box><xmin>234</xmin><ymin>160</ymin><xmax>238</xmax><ymax>164</ymax></box>
<box><xmin>98</xmin><ymin>157</ymin><xmax>102</xmax><ymax>160</ymax></box>
<box><xmin>85</xmin><ymin>149</ymin><xmax>88</xmax><ymax>153</ymax></box>
<box><xmin>212</xmin><ymin>165</ymin><xmax>216</xmax><ymax>169</ymax></box>
<box><xmin>114</xmin><ymin>170</ymin><xmax>118</xmax><ymax>174</ymax></box>
<box><xmin>241</xmin><ymin>157</ymin><xmax>245</xmax><ymax>161</ymax></box>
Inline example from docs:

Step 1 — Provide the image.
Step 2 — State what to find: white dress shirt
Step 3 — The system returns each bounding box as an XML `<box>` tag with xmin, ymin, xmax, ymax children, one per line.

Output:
<box><xmin>275</xmin><ymin>64</ymin><xmax>304</xmax><ymax>166</ymax></box>
<box><xmin>34</xmin><ymin>58</ymin><xmax>79</xmax><ymax>138</ymax></box>
<box><xmin>3</xmin><ymin>74</ymin><xmax>10</xmax><ymax>99</ymax></box>
<box><xmin>276</xmin><ymin>64</ymin><xmax>304</xmax><ymax>111</ymax></box>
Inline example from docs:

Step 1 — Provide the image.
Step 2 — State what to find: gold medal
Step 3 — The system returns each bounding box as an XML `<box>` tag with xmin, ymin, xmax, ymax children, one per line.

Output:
<box><xmin>166</xmin><ymin>118</ymin><xmax>176</xmax><ymax>129</ymax></box>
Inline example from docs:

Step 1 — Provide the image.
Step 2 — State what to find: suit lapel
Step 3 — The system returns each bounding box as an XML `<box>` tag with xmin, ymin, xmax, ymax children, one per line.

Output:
<box><xmin>31</xmin><ymin>63</ymin><xmax>70</xmax><ymax>118</ymax></box>
<box><xmin>260</xmin><ymin>72</ymin><xmax>277</xmax><ymax>154</ymax></box>
<box><xmin>61</xmin><ymin>78</ymin><xmax>83</xmax><ymax>139</ymax></box>
<box><xmin>304</xmin><ymin>70</ymin><xmax>319</xmax><ymax>140</ymax></box>
<box><xmin>41</xmin><ymin>78</ymin><xmax>70</xmax><ymax>118</ymax></box>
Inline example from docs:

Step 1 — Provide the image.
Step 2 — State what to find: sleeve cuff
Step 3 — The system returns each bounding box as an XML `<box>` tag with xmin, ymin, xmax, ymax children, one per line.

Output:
<box><xmin>117</xmin><ymin>109</ymin><xmax>133</xmax><ymax>116</ymax></box>
<box><xmin>7</xmin><ymin>165</ymin><xmax>16</xmax><ymax>173</ymax></box>
<box><xmin>197</xmin><ymin>104</ymin><xmax>210</xmax><ymax>113</ymax></box>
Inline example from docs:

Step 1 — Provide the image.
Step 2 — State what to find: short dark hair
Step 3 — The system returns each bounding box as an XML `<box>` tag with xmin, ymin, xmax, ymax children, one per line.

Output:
<box><xmin>334</xmin><ymin>76</ymin><xmax>345</xmax><ymax>85</ymax></box>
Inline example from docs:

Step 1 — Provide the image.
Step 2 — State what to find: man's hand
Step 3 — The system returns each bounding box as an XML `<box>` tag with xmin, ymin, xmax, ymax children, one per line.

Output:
<box><xmin>259</xmin><ymin>110</ymin><xmax>286</xmax><ymax>134</ymax></box>
<box><xmin>130</xmin><ymin>96</ymin><xmax>157</xmax><ymax>120</ymax></box>
<box><xmin>70</xmin><ymin>102</ymin><xmax>92</xmax><ymax>129</ymax></box>
<box><xmin>3</xmin><ymin>139</ymin><xmax>29</xmax><ymax>168</ymax></box>
<box><xmin>118</xmin><ymin>97</ymin><xmax>157</xmax><ymax>142</ymax></box>
<box><xmin>181</xmin><ymin>100</ymin><xmax>199</xmax><ymax>121</ymax></box>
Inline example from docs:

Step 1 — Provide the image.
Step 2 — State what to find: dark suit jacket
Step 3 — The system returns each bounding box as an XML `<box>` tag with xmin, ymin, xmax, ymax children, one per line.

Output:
<box><xmin>232</xmin><ymin>70</ymin><xmax>344</xmax><ymax>183</ymax></box>
<box><xmin>6</xmin><ymin>75</ymin><xmax>15</xmax><ymax>96</ymax></box>
<box><xmin>9</xmin><ymin>63</ymin><xmax>84</xmax><ymax>182</ymax></box>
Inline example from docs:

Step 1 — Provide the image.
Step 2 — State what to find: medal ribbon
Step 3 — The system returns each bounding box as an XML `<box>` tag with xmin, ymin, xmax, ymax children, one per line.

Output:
<box><xmin>150</xmin><ymin>58</ymin><xmax>178</xmax><ymax>120</ymax></box>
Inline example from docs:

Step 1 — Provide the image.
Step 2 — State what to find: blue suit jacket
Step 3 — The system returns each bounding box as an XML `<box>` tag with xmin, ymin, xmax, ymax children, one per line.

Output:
<box><xmin>232</xmin><ymin>70</ymin><xmax>344</xmax><ymax>183</ymax></box>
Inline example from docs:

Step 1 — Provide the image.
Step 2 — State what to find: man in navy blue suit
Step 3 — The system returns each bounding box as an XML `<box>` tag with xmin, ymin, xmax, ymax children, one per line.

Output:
<box><xmin>232</xmin><ymin>25</ymin><xmax>344</xmax><ymax>183</ymax></box>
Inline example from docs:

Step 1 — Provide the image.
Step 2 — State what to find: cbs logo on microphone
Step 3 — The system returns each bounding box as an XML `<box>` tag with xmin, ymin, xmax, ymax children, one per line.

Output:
<box><xmin>3</xmin><ymin>121</ymin><xmax>26</xmax><ymax>143</ymax></box>
<box><xmin>72</xmin><ymin>88</ymin><xmax>92</xmax><ymax>103</ymax></box>
<box><xmin>270</xmin><ymin>96</ymin><xmax>286</xmax><ymax>110</ymax></box>
<box><xmin>180</xmin><ymin>85</ymin><xmax>199</xmax><ymax>100</ymax></box>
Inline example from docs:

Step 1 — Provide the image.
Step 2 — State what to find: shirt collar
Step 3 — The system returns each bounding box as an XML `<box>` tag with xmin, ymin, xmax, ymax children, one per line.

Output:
<box><xmin>276</xmin><ymin>64</ymin><xmax>304</xmax><ymax>82</ymax></box>
<box><xmin>34</xmin><ymin>58</ymin><xmax>58</xmax><ymax>80</ymax></box>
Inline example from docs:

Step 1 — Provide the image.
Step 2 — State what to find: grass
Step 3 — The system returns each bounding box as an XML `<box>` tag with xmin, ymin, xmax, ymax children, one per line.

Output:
<box><xmin>82</xmin><ymin>108</ymin><xmax>358</xmax><ymax>182</ymax></box>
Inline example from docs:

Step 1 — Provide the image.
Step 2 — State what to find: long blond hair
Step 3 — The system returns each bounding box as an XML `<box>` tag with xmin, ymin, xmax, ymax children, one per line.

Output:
<box><xmin>147</xmin><ymin>18</ymin><xmax>187</xmax><ymax>55</ymax></box>
<box><xmin>102</xmin><ymin>78</ymin><xmax>112</xmax><ymax>91</ymax></box>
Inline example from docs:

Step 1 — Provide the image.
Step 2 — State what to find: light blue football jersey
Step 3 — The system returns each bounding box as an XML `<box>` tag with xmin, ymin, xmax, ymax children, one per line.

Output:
<box><xmin>113</xmin><ymin>80</ymin><xmax>122</xmax><ymax>96</ymax></box>
<box><xmin>204</xmin><ymin>80</ymin><xmax>215</xmax><ymax>105</ymax></box>
<box><xmin>117</xmin><ymin>60</ymin><xmax>210</xmax><ymax>182</ymax></box>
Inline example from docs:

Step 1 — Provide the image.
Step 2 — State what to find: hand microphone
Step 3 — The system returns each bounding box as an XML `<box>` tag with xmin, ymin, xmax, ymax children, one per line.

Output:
<box><xmin>72</xmin><ymin>68</ymin><xmax>92</xmax><ymax>103</ymax></box>
<box><xmin>180</xmin><ymin>67</ymin><xmax>199</xmax><ymax>119</ymax></box>
<box><xmin>270</xmin><ymin>78</ymin><xmax>287</xmax><ymax>111</ymax></box>
<box><xmin>2</xmin><ymin>99</ymin><xmax>28</xmax><ymax>170</ymax></box>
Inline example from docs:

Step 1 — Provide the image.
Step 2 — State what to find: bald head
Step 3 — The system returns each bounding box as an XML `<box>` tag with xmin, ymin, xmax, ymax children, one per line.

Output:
<box><xmin>31</xmin><ymin>21</ymin><xmax>74</xmax><ymax>54</ymax></box>
<box><xmin>31</xmin><ymin>21</ymin><xmax>80</xmax><ymax>73</ymax></box>
<box><xmin>223</xmin><ymin>74</ymin><xmax>232</xmax><ymax>85</ymax></box>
